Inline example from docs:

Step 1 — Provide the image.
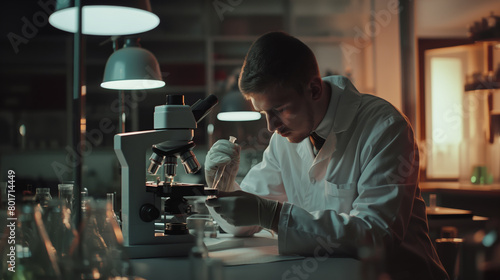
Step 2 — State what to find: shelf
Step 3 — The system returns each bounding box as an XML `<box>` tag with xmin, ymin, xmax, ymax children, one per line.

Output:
<box><xmin>214</xmin><ymin>59</ymin><xmax>244</xmax><ymax>66</ymax></box>
<box><xmin>211</xmin><ymin>36</ymin><xmax>258</xmax><ymax>42</ymax></box>
<box><xmin>464</xmin><ymin>81</ymin><xmax>500</xmax><ymax>91</ymax></box>
<box><xmin>146</xmin><ymin>34</ymin><xmax>206</xmax><ymax>42</ymax></box>
<box><xmin>153</xmin><ymin>9</ymin><xmax>203</xmax><ymax>17</ymax></box>
<box><xmin>158</xmin><ymin>57</ymin><xmax>205</xmax><ymax>64</ymax></box>
<box><xmin>152</xmin><ymin>1</ymin><xmax>204</xmax><ymax>16</ymax></box>
<box><xmin>219</xmin><ymin>0</ymin><xmax>284</xmax><ymax>16</ymax></box>
<box><xmin>297</xmin><ymin>36</ymin><xmax>350</xmax><ymax>43</ymax></box>
<box><xmin>163</xmin><ymin>85</ymin><xmax>206</xmax><ymax>93</ymax></box>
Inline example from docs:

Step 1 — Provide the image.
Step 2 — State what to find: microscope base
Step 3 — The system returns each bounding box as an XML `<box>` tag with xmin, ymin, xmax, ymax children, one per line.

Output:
<box><xmin>125</xmin><ymin>234</ymin><xmax>196</xmax><ymax>258</ymax></box>
<box><xmin>126</xmin><ymin>244</ymin><xmax>194</xmax><ymax>259</ymax></box>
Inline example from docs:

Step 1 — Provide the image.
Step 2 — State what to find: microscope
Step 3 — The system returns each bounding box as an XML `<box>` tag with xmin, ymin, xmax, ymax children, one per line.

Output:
<box><xmin>114</xmin><ymin>94</ymin><xmax>218</xmax><ymax>258</ymax></box>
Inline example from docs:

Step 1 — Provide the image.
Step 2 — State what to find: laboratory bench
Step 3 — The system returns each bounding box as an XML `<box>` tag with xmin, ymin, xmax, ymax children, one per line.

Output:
<box><xmin>131</xmin><ymin>256</ymin><xmax>361</xmax><ymax>280</ymax></box>
<box><xmin>420</xmin><ymin>181</ymin><xmax>500</xmax><ymax>195</ymax></box>
<box><xmin>129</xmin><ymin>182</ymin><xmax>499</xmax><ymax>280</ymax></box>
<box><xmin>130</xmin><ymin>231</ymin><xmax>362</xmax><ymax>280</ymax></box>
<box><xmin>420</xmin><ymin>181</ymin><xmax>500</xmax><ymax>219</ymax></box>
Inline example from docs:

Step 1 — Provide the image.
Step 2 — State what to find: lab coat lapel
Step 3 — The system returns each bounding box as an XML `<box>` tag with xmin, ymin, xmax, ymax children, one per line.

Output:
<box><xmin>307</xmin><ymin>76</ymin><xmax>362</xmax><ymax>181</ymax></box>
<box><xmin>308</xmin><ymin>132</ymin><xmax>336</xmax><ymax>180</ymax></box>
<box><xmin>298</xmin><ymin>138</ymin><xmax>315</xmax><ymax>164</ymax></box>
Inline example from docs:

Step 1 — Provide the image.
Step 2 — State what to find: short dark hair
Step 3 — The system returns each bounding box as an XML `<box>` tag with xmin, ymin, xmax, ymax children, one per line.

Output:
<box><xmin>238</xmin><ymin>31</ymin><xmax>319</xmax><ymax>96</ymax></box>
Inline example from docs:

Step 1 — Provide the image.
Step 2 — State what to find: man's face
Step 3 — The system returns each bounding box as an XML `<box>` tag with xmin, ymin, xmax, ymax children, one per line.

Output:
<box><xmin>249</xmin><ymin>85</ymin><xmax>315</xmax><ymax>143</ymax></box>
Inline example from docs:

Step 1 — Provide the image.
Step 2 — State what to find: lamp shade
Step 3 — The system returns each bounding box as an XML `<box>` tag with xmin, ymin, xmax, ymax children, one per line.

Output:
<box><xmin>217</xmin><ymin>91</ymin><xmax>261</xmax><ymax>121</ymax></box>
<box><xmin>101</xmin><ymin>38</ymin><xmax>165</xmax><ymax>90</ymax></box>
<box><xmin>49</xmin><ymin>0</ymin><xmax>160</xmax><ymax>35</ymax></box>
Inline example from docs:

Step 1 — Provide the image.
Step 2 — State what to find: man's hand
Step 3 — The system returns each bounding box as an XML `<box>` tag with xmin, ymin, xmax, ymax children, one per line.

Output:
<box><xmin>204</xmin><ymin>139</ymin><xmax>240</xmax><ymax>191</ymax></box>
<box><xmin>206</xmin><ymin>190</ymin><xmax>281</xmax><ymax>230</ymax></box>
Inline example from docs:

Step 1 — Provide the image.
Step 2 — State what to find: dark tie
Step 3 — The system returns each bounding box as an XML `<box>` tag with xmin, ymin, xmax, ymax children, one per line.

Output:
<box><xmin>309</xmin><ymin>132</ymin><xmax>325</xmax><ymax>151</ymax></box>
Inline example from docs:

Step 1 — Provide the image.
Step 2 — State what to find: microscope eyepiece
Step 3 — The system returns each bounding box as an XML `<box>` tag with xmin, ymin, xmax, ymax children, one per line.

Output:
<box><xmin>166</xmin><ymin>94</ymin><xmax>185</xmax><ymax>105</ymax></box>
<box><xmin>191</xmin><ymin>94</ymin><xmax>218</xmax><ymax>123</ymax></box>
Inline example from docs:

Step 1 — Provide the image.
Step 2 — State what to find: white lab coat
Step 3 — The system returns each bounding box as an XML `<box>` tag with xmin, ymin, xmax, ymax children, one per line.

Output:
<box><xmin>209</xmin><ymin>76</ymin><xmax>448</xmax><ymax>280</ymax></box>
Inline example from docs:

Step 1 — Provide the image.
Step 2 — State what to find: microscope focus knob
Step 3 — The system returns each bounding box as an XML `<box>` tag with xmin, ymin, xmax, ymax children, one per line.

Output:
<box><xmin>139</xmin><ymin>203</ymin><xmax>160</xmax><ymax>222</ymax></box>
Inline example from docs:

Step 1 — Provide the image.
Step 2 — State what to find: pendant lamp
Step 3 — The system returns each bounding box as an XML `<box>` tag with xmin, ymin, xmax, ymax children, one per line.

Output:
<box><xmin>101</xmin><ymin>37</ymin><xmax>165</xmax><ymax>90</ymax></box>
<box><xmin>49</xmin><ymin>0</ymin><xmax>160</xmax><ymax>35</ymax></box>
<box><xmin>217</xmin><ymin>90</ymin><xmax>261</xmax><ymax>121</ymax></box>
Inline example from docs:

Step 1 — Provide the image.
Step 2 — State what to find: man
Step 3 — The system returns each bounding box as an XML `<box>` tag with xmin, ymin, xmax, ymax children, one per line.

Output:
<box><xmin>205</xmin><ymin>31</ymin><xmax>448</xmax><ymax>280</ymax></box>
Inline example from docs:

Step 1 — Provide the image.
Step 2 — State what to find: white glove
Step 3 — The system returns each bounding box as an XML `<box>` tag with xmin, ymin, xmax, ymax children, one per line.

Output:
<box><xmin>205</xmin><ymin>191</ymin><xmax>279</xmax><ymax>229</ymax></box>
<box><xmin>204</xmin><ymin>139</ymin><xmax>240</xmax><ymax>191</ymax></box>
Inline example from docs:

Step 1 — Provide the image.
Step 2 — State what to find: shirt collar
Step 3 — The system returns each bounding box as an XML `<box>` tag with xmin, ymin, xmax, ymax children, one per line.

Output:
<box><xmin>313</xmin><ymin>76</ymin><xmax>362</xmax><ymax>138</ymax></box>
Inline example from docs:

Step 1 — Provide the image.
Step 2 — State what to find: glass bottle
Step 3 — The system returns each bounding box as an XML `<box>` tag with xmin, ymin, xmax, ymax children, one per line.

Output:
<box><xmin>1</xmin><ymin>204</ymin><xmax>62</xmax><ymax>280</ymax></box>
<box><xmin>70</xmin><ymin>198</ymin><xmax>111</xmax><ymax>280</ymax></box>
<box><xmin>107</xmin><ymin>192</ymin><xmax>122</xmax><ymax>228</ymax></box>
<box><xmin>81</xmin><ymin>187</ymin><xmax>89</xmax><ymax>213</ymax></box>
<box><xmin>34</xmin><ymin>187</ymin><xmax>52</xmax><ymax>209</ymax></box>
<box><xmin>58</xmin><ymin>182</ymin><xmax>74</xmax><ymax>213</ymax></box>
<box><xmin>43</xmin><ymin>199</ymin><xmax>78</xmax><ymax>276</ymax></box>
<box><xmin>100</xmin><ymin>197</ymin><xmax>132</xmax><ymax>277</ymax></box>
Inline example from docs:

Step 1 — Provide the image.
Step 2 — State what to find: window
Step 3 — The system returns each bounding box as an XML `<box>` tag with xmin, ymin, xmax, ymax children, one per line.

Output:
<box><xmin>420</xmin><ymin>40</ymin><xmax>500</xmax><ymax>183</ymax></box>
<box><xmin>425</xmin><ymin>54</ymin><xmax>465</xmax><ymax>179</ymax></box>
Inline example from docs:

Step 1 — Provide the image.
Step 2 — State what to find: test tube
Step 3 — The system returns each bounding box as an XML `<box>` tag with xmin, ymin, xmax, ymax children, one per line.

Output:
<box><xmin>212</xmin><ymin>136</ymin><xmax>237</xmax><ymax>191</ymax></box>
<box><xmin>58</xmin><ymin>182</ymin><xmax>74</xmax><ymax>211</ymax></box>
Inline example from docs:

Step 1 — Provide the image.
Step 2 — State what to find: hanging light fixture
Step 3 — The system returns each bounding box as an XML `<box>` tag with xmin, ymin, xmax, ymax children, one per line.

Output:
<box><xmin>101</xmin><ymin>37</ymin><xmax>165</xmax><ymax>90</ymax></box>
<box><xmin>217</xmin><ymin>90</ymin><xmax>261</xmax><ymax>121</ymax></box>
<box><xmin>49</xmin><ymin>0</ymin><xmax>160</xmax><ymax>35</ymax></box>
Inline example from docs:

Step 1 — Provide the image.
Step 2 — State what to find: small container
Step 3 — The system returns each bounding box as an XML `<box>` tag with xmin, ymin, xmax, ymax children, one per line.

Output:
<box><xmin>58</xmin><ymin>183</ymin><xmax>74</xmax><ymax>211</ymax></box>
<box><xmin>34</xmin><ymin>187</ymin><xmax>52</xmax><ymax>208</ymax></box>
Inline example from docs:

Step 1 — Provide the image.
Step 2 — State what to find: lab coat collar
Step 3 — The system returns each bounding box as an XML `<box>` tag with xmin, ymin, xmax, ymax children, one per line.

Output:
<box><xmin>298</xmin><ymin>76</ymin><xmax>362</xmax><ymax>164</ymax></box>
<box><xmin>322</xmin><ymin>76</ymin><xmax>362</xmax><ymax>134</ymax></box>
<box><xmin>308</xmin><ymin>76</ymin><xmax>362</xmax><ymax>175</ymax></box>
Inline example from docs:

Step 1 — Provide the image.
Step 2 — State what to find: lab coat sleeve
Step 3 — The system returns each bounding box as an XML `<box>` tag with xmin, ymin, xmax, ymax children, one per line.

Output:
<box><xmin>278</xmin><ymin>115</ymin><xmax>419</xmax><ymax>257</ymax></box>
<box><xmin>209</xmin><ymin>133</ymin><xmax>288</xmax><ymax>236</ymax></box>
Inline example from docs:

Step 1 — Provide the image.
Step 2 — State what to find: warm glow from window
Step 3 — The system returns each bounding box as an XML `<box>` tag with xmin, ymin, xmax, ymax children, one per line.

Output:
<box><xmin>430</xmin><ymin>58</ymin><xmax>463</xmax><ymax>143</ymax></box>
<box><xmin>426</xmin><ymin>57</ymin><xmax>463</xmax><ymax>179</ymax></box>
